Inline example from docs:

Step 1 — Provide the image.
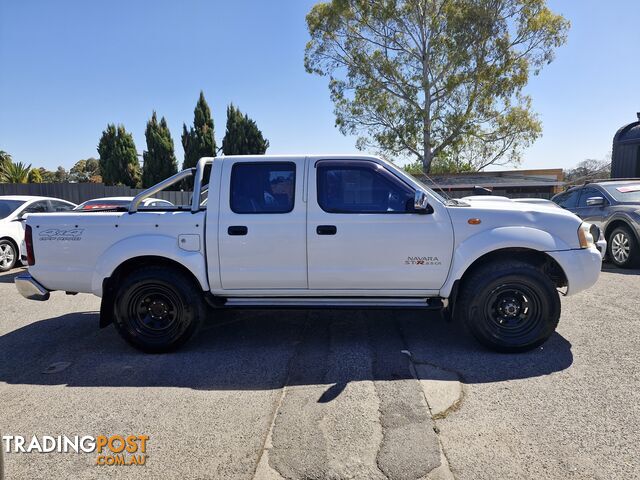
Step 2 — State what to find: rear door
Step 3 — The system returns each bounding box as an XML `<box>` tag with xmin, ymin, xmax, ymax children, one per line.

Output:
<box><xmin>218</xmin><ymin>157</ymin><xmax>307</xmax><ymax>289</ymax></box>
<box><xmin>306</xmin><ymin>159</ymin><xmax>453</xmax><ymax>291</ymax></box>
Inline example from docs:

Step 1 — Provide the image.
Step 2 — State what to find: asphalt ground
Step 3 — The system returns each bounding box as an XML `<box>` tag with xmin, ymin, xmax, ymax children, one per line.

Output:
<box><xmin>0</xmin><ymin>265</ymin><xmax>638</xmax><ymax>479</ymax></box>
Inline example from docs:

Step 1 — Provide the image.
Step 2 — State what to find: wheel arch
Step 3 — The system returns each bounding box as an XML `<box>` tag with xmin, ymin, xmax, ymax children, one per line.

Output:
<box><xmin>0</xmin><ymin>236</ymin><xmax>20</xmax><ymax>266</ymax></box>
<box><xmin>440</xmin><ymin>225</ymin><xmax>573</xmax><ymax>299</ymax></box>
<box><xmin>99</xmin><ymin>255</ymin><xmax>207</xmax><ymax>329</ymax></box>
<box><xmin>443</xmin><ymin>247</ymin><xmax>568</xmax><ymax>310</ymax></box>
<box><xmin>604</xmin><ymin>217</ymin><xmax>639</xmax><ymax>242</ymax></box>
<box><xmin>90</xmin><ymin>234</ymin><xmax>209</xmax><ymax>297</ymax></box>
<box><xmin>0</xmin><ymin>236</ymin><xmax>20</xmax><ymax>254</ymax></box>
<box><xmin>108</xmin><ymin>256</ymin><xmax>204</xmax><ymax>291</ymax></box>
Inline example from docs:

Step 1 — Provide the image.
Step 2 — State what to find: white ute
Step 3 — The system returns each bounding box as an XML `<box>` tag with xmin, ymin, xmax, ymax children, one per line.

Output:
<box><xmin>15</xmin><ymin>155</ymin><xmax>603</xmax><ymax>353</ymax></box>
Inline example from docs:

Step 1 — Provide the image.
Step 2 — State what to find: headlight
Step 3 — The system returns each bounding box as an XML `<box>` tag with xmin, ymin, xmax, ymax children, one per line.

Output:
<box><xmin>578</xmin><ymin>222</ymin><xmax>595</xmax><ymax>248</ymax></box>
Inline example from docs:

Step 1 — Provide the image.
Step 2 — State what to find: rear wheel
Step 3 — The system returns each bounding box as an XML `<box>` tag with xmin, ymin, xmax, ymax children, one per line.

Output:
<box><xmin>607</xmin><ymin>226</ymin><xmax>639</xmax><ymax>268</ymax></box>
<box><xmin>456</xmin><ymin>260</ymin><xmax>561</xmax><ymax>353</ymax></box>
<box><xmin>0</xmin><ymin>240</ymin><xmax>17</xmax><ymax>272</ymax></box>
<box><xmin>113</xmin><ymin>266</ymin><xmax>205</xmax><ymax>353</ymax></box>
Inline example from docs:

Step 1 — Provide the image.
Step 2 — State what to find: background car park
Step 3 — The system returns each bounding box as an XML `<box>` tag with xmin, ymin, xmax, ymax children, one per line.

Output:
<box><xmin>552</xmin><ymin>180</ymin><xmax>640</xmax><ymax>268</ymax></box>
<box><xmin>0</xmin><ymin>196</ymin><xmax>76</xmax><ymax>272</ymax></box>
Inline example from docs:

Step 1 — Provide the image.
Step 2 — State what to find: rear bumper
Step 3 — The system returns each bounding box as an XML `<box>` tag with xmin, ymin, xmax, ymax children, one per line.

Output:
<box><xmin>15</xmin><ymin>273</ymin><xmax>50</xmax><ymax>301</ymax></box>
<box><xmin>548</xmin><ymin>247</ymin><xmax>602</xmax><ymax>296</ymax></box>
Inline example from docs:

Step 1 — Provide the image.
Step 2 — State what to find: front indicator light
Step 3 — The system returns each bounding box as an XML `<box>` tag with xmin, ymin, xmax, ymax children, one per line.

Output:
<box><xmin>578</xmin><ymin>222</ymin><xmax>595</xmax><ymax>249</ymax></box>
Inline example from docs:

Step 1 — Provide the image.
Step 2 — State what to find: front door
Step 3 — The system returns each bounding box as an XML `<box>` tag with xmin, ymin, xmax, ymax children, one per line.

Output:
<box><xmin>218</xmin><ymin>157</ymin><xmax>307</xmax><ymax>290</ymax></box>
<box><xmin>575</xmin><ymin>186</ymin><xmax>607</xmax><ymax>228</ymax></box>
<box><xmin>307</xmin><ymin>159</ymin><xmax>453</xmax><ymax>292</ymax></box>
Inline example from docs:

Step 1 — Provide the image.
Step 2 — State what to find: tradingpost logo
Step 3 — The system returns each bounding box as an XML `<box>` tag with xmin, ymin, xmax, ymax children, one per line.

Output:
<box><xmin>2</xmin><ymin>434</ymin><xmax>149</xmax><ymax>466</ymax></box>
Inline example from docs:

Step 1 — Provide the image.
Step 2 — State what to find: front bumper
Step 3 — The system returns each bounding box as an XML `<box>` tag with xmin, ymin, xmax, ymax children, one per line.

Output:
<box><xmin>15</xmin><ymin>273</ymin><xmax>50</xmax><ymax>301</ymax></box>
<box><xmin>548</xmin><ymin>246</ymin><xmax>602</xmax><ymax>296</ymax></box>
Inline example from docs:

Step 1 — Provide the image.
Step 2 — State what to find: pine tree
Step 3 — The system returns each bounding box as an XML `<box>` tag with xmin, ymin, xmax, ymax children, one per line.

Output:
<box><xmin>142</xmin><ymin>112</ymin><xmax>178</xmax><ymax>188</ymax></box>
<box><xmin>98</xmin><ymin>124</ymin><xmax>141</xmax><ymax>187</ymax></box>
<box><xmin>181</xmin><ymin>91</ymin><xmax>216</xmax><ymax>170</ymax></box>
<box><xmin>221</xmin><ymin>104</ymin><xmax>269</xmax><ymax>155</ymax></box>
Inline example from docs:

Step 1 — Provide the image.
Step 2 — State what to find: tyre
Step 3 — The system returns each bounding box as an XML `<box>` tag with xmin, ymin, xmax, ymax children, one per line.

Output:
<box><xmin>113</xmin><ymin>266</ymin><xmax>205</xmax><ymax>353</ymax></box>
<box><xmin>456</xmin><ymin>260</ymin><xmax>561</xmax><ymax>353</ymax></box>
<box><xmin>0</xmin><ymin>239</ymin><xmax>17</xmax><ymax>272</ymax></box>
<box><xmin>607</xmin><ymin>226</ymin><xmax>640</xmax><ymax>268</ymax></box>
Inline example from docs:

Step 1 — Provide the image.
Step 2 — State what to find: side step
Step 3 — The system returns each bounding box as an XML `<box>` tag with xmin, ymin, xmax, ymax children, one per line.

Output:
<box><xmin>217</xmin><ymin>297</ymin><xmax>444</xmax><ymax>310</ymax></box>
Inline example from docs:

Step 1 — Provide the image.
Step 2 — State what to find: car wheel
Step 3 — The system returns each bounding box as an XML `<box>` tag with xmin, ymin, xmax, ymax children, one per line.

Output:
<box><xmin>113</xmin><ymin>266</ymin><xmax>205</xmax><ymax>353</ymax></box>
<box><xmin>0</xmin><ymin>240</ymin><xmax>17</xmax><ymax>272</ymax></box>
<box><xmin>456</xmin><ymin>260</ymin><xmax>561</xmax><ymax>353</ymax></box>
<box><xmin>607</xmin><ymin>226</ymin><xmax>639</xmax><ymax>268</ymax></box>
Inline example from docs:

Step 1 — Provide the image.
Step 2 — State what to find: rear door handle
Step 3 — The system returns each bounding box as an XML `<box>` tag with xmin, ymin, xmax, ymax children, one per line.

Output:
<box><xmin>228</xmin><ymin>226</ymin><xmax>248</xmax><ymax>236</ymax></box>
<box><xmin>316</xmin><ymin>225</ymin><xmax>337</xmax><ymax>235</ymax></box>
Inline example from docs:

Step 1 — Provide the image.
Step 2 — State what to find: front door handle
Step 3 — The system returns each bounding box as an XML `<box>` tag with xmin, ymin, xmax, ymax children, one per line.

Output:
<box><xmin>316</xmin><ymin>225</ymin><xmax>337</xmax><ymax>235</ymax></box>
<box><xmin>228</xmin><ymin>225</ymin><xmax>248</xmax><ymax>236</ymax></box>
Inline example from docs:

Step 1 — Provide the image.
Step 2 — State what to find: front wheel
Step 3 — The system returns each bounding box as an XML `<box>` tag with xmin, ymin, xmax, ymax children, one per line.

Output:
<box><xmin>113</xmin><ymin>266</ymin><xmax>205</xmax><ymax>353</ymax></box>
<box><xmin>607</xmin><ymin>226</ymin><xmax>639</xmax><ymax>268</ymax></box>
<box><xmin>456</xmin><ymin>261</ymin><xmax>561</xmax><ymax>353</ymax></box>
<box><xmin>0</xmin><ymin>240</ymin><xmax>17</xmax><ymax>272</ymax></box>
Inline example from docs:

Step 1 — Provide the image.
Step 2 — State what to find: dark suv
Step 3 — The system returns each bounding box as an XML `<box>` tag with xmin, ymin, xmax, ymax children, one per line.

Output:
<box><xmin>552</xmin><ymin>180</ymin><xmax>640</xmax><ymax>268</ymax></box>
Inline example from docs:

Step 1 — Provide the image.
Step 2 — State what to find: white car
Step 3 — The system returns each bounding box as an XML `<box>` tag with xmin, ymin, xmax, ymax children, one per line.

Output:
<box><xmin>16</xmin><ymin>155</ymin><xmax>603</xmax><ymax>353</ymax></box>
<box><xmin>75</xmin><ymin>197</ymin><xmax>174</xmax><ymax>210</ymax></box>
<box><xmin>0</xmin><ymin>196</ymin><xmax>76</xmax><ymax>272</ymax></box>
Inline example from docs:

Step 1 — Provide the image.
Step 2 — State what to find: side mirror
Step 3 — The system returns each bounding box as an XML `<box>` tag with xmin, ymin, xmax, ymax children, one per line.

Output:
<box><xmin>586</xmin><ymin>196</ymin><xmax>605</xmax><ymax>207</ymax></box>
<box><xmin>414</xmin><ymin>191</ymin><xmax>433</xmax><ymax>214</ymax></box>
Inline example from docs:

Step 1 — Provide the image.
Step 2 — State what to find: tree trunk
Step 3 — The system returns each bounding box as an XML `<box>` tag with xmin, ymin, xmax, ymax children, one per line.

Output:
<box><xmin>422</xmin><ymin>148</ymin><xmax>433</xmax><ymax>174</ymax></box>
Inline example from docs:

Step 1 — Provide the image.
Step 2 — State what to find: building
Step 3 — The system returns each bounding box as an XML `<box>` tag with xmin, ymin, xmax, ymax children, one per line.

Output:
<box><xmin>412</xmin><ymin>168</ymin><xmax>565</xmax><ymax>199</ymax></box>
<box><xmin>611</xmin><ymin>114</ymin><xmax>640</xmax><ymax>178</ymax></box>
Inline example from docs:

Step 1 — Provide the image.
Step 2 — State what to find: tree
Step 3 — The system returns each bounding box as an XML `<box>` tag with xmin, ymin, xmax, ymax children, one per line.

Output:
<box><xmin>1</xmin><ymin>161</ymin><xmax>31</xmax><ymax>183</ymax></box>
<box><xmin>564</xmin><ymin>157</ymin><xmax>611</xmax><ymax>185</ymax></box>
<box><xmin>69</xmin><ymin>158</ymin><xmax>100</xmax><ymax>183</ymax></box>
<box><xmin>28</xmin><ymin>168</ymin><xmax>43</xmax><ymax>183</ymax></box>
<box><xmin>143</xmin><ymin>112</ymin><xmax>178</xmax><ymax>188</ymax></box>
<box><xmin>37</xmin><ymin>168</ymin><xmax>56</xmax><ymax>183</ymax></box>
<box><xmin>0</xmin><ymin>150</ymin><xmax>12</xmax><ymax>171</ymax></box>
<box><xmin>221</xmin><ymin>104</ymin><xmax>270</xmax><ymax>155</ymax></box>
<box><xmin>54</xmin><ymin>166</ymin><xmax>69</xmax><ymax>183</ymax></box>
<box><xmin>98</xmin><ymin>124</ymin><xmax>141</xmax><ymax>187</ymax></box>
<box><xmin>305</xmin><ymin>0</ymin><xmax>569</xmax><ymax>173</ymax></box>
<box><xmin>181</xmin><ymin>91</ymin><xmax>216</xmax><ymax>170</ymax></box>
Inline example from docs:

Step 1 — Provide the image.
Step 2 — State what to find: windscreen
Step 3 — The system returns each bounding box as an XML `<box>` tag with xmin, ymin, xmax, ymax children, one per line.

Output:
<box><xmin>603</xmin><ymin>183</ymin><xmax>640</xmax><ymax>203</ymax></box>
<box><xmin>0</xmin><ymin>200</ymin><xmax>26</xmax><ymax>219</ymax></box>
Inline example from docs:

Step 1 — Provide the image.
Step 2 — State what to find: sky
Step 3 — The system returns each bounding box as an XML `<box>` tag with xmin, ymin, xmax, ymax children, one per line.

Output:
<box><xmin>1</xmin><ymin>0</ymin><xmax>639</xmax><ymax>172</ymax></box>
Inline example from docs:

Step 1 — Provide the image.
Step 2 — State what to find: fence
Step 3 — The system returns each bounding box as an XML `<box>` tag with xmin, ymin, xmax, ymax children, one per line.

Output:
<box><xmin>0</xmin><ymin>183</ymin><xmax>193</xmax><ymax>206</ymax></box>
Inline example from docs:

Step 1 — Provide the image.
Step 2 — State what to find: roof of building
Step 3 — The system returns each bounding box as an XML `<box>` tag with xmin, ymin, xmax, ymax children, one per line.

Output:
<box><xmin>413</xmin><ymin>169</ymin><xmax>565</xmax><ymax>190</ymax></box>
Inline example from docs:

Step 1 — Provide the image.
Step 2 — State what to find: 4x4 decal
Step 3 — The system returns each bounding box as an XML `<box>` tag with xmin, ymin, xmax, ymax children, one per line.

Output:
<box><xmin>39</xmin><ymin>228</ymin><xmax>84</xmax><ymax>241</ymax></box>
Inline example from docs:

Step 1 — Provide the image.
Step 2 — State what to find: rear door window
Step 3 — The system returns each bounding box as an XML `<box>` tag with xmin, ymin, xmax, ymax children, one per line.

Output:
<box><xmin>555</xmin><ymin>189</ymin><xmax>580</xmax><ymax>209</ymax></box>
<box><xmin>230</xmin><ymin>163</ymin><xmax>295</xmax><ymax>214</ymax></box>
